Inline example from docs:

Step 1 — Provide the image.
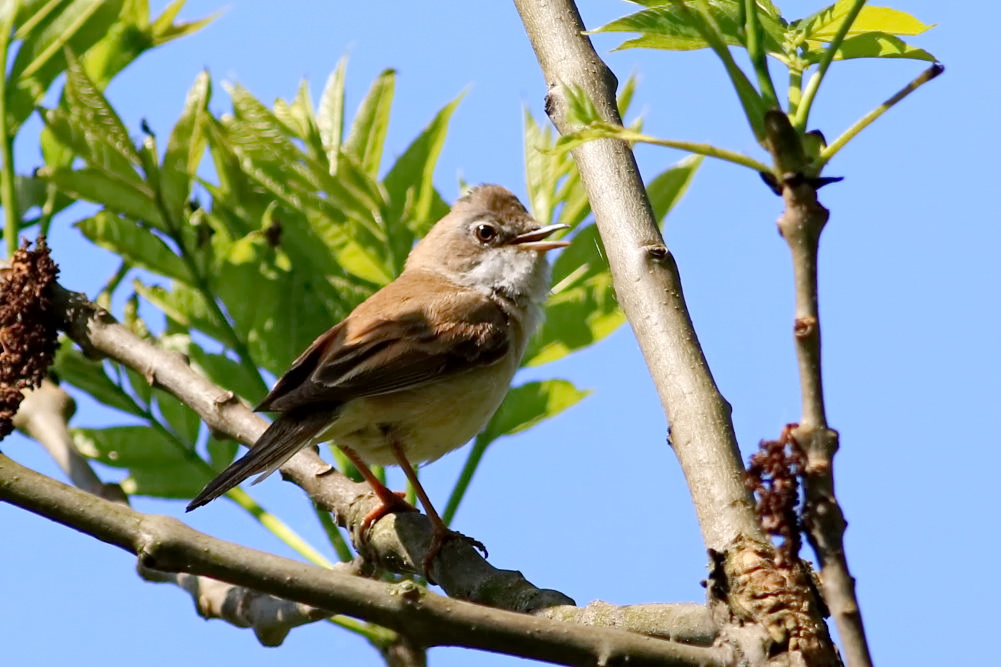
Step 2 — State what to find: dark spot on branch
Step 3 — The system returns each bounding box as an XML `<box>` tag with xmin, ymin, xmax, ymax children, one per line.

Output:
<box><xmin>544</xmin><ymin>88</ymin><xmax>556</xmax><ymax>118</ymax></box>
<box><xmin>0</xmin><ymin>237</ymin><xmax>60</xmax><ymax>439</ymax></box>
<box><xmin>794</xmin><ymin>316</ymin><xmax>817</xmax><ymax>338</ymax></box>
<box><xmin>644</xmin><ymin>244</ymin><xmax>668</xmax><ymax>262</ymax></box>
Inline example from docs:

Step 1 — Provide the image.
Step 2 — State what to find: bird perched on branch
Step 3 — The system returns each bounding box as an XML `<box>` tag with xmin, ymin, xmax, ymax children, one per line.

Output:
<box><xmin>187</xmin><ymin>185</ymin><xmax>568</xmax><ymax>573</ymax></box>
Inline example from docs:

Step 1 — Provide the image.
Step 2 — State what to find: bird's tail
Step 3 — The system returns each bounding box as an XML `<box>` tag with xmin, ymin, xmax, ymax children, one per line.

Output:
<box><xmin>186</xmin><ymin>409</ymin><xmax>333</xmax><ymax>511</ymax></box>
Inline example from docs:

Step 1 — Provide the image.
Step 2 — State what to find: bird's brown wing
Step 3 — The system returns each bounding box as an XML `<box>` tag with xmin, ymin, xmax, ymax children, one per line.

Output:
<box><xmin>257</xmin><ymin>280</ymin><xmax>512</xmax><ymax>413</ymax></box>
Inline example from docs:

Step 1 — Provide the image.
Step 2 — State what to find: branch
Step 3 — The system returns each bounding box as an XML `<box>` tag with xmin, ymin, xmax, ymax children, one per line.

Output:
<box><xmin>765</xmin><ymin>111</ymin><xmax>872</xmax><ymax>667</ymax></box>
<box><xmin>138</xmin><ymin>565</ymin><xmax>334</xmax><ymax>646</ymax></box>
<box><xmin>12</xmin><ymin>379</ymin><xmax>125</xmax><ymax>501</ymax></box>
<box><xmin>11</xmin><ymin>375</ymin><xmax>344</xmax><ymax>645</ymax></box>
<box><xmin>0</xmin><ymin>454</ymin><xmax>726</xmax><ymax>667</ymax></box>
<box><xmin>514</xmin><ymin>3</ymin><xmax>842</xmax><ymax>663</ymax></box>
<box><xmin>513</xmin><ymin>0</ymin><xmax>758</xmax><ymax>558</ymax></box>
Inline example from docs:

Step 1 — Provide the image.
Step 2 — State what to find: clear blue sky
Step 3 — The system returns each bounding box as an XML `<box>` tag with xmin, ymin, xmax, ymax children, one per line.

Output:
<box><xmin>3</xmin><ymin>2</ymin><xmax>995</xmax><ymax>665</ymax></box>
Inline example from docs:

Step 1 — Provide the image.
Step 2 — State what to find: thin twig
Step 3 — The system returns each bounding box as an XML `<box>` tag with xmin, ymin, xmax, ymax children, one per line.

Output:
<box><xmin>766</xmin><ymin>111</ymin><xmax>873</xmax><ymax>667</ymax></box>
<box><xmin>819</xmin><ymin>63</ymin><xmax>944</xmax><ymax>167</ymax></box>
<box><xmin>794</xmin><ymin>0</ymin><xmax>867</xmax><ymax>130</ymax></box>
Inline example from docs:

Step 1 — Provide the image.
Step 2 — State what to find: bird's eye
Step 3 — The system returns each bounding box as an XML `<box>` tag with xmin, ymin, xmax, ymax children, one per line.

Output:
<box><xmin>474</xmin><ymin>223</ymin><xmax>498</xmax><ymax>244</ymax></box>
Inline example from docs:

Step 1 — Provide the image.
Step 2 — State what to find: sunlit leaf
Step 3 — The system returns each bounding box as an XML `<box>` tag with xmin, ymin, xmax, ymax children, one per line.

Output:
<box><xmin>53</xmin><ymin>342</ymin><xmax>143</xmax><ymax>417</ymax></box>
<box><xmin>344</xmin><ymin>68</ymin><xmax>395</xmax><ymax>177</ymax></box>
<box><xmin>594</xmin><ymin>0</ymin><xmax>784</xmax><ymax>54</ymax></box>
<box><xmin>73</xmin><ymin>425</ymin><xmax>188</xmax><ymax>468</ymax></box>
<box><xmin>646</xmin><ymin>154</ymin><xmax>703</xmax><ymax>225</ymax></box>
<box><xmin>77</xmin><ymin>212</ymin><xmax>189</xmax><ymax>281</ymax></box>
<box><xmin>161</xmin><ymin>71</ymin><xmax>211</xmax><ymax>225</ymax></box>
<box><xmin>317</xmin><ymin>57</ymin><xmax>347</xmax><ymax>169</ymax></box>
<box><xmin>477</xmin><ymin>380</ymin><xmax>590</xmax><ymax>447</ymax></box>
<box><xmin>382</xmin><ymin>92</ymin><xmax>463</xmax><ymax>268</ymax></box>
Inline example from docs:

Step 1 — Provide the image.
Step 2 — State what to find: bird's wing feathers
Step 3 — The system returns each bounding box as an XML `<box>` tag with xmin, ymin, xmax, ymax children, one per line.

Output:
<box><xmin>257</xmin><ymin>280</ymin><xmax>512</xmax><ymax>413</ymax></box>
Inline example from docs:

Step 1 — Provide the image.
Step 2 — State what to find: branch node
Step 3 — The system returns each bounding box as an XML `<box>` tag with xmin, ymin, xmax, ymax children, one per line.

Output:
<box><xmin>793</xmin><ymin>316</ymin><xmax>817</xmax><ymax>338</ymax></box>
<box><xmin>643</xmin><ymin>243</ymin><xmax>669</xmax><ymax>263</ymax></box>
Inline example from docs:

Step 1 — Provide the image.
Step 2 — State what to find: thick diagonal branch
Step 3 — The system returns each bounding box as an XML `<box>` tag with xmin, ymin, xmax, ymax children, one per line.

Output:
<box><xmin>515</xmin><ymin>3</ymin><xmax>841</xmax><ymax>663</ymax></box>
<box><xmin>513</xmin><ymin>0</ymin><xmax>759</xmax><ymax>556</ymax></box>
<box><xmin>0</xmin><ymin>455</ymin><xmax>725</xmax><ymax>667</ymax></box>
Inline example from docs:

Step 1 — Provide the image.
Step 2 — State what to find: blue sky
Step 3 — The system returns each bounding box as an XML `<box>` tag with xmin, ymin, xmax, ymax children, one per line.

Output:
<box><xmin>3</xmin><ymin>1</ymin><xmax>996</xmax><ymax>665</ymax></box>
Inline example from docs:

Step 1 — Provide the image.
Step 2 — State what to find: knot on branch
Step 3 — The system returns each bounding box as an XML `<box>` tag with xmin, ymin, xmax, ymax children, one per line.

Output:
<box><xmin>745</xmin><ymin>424</ymin><xmax>805</xmax><ymax>567</ymax></box>
<box><xmin>713</xmin><ymin>539</ymin><xmax>833</xmax><ymax>663</ymax></box>
<box><xmin>0</xmin><ymin>237</ymin><xmax>61</xmax><ymax>440</ymax></box>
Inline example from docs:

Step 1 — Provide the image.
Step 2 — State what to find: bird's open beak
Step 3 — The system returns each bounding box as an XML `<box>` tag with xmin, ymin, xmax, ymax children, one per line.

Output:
<box><xmin>511</xmin><ymin>223</ymin><xmax>570</xmax><ymax>252</ymax></box>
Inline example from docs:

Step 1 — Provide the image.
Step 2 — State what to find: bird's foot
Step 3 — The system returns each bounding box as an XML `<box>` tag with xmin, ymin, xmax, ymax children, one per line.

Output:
<box><xmin>359</xmin><ymin>490</ymin><xmax>419</xmax><ymax>536</ymax></box>
<box><xmin>422</xmin><ymin>525</ymin><xmax>488</xmax><ymax>581</ymax></box>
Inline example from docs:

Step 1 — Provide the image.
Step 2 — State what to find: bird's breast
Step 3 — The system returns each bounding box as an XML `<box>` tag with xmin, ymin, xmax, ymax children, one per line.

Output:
<box><xmin>322</xmin><ymin>356</ymin><xmax>518</xmax><ymax>466</ymax></box>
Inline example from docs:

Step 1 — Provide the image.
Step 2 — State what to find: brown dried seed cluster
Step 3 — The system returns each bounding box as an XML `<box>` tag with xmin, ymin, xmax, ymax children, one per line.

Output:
<box><xmin>0</xmin><ymin>237</ymin><xmax>61</xmax><ymax>439</ymax></box>
<box><xmin>746</xmin><ymin>424</ymin><xmax>806</xmax><ymax>567</ymax></box>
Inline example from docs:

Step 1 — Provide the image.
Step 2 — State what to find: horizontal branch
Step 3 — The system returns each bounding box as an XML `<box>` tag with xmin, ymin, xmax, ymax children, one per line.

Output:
<box><xmin>0</xmin><ymin>454</ymin><xmax>726</xmax><ymax>667</ymax></box>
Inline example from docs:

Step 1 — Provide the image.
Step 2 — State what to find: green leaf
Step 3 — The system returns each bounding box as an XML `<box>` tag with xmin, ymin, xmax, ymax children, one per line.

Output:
<box><xmin>820</xmin><ymin>31</ymin><xmax>936</xmax><ymax>62</ymax></box>
<box><xmin>344</xmin><ymin>68</ymin><xmax>395</xmax><ymax>177</ymax></box>
<box><xmin>161</xmin><ymin>71</ymin><xmax>211</xmax><ymax>225</ymax></box>
<box><xmin>477</xmin><ymin>380</ymin><xmax>590</xmax><ymax>447</ymax></box>
<box><xmin>133</xmin><ymin>281</ymin><xmax>229</xmax><ymax>342</ymax></box>
<box><xmin>646</xmin><ymin>154</ymin><xmax>703</xmax><ymax>225</ymax></box>
<box><xmin>124</xmin><ymin>366</ymin><xmax>153</xmax><ymax>407</ymax></box>
<box><xmin>77</xmin><ymin>212</ymin><xmax>190</xmax><ymax>281</ymax></box>
<box><xmin>53</xmin><ymin>342</ymin><xmax>143</xmax><ymax>417</ymax></box>
<box><xmin>212</xmin><ymin>235</ymin><xmax>340</xmax><ymax>375</ymax></box>
<box><xmin>528</xmin><ymin>268</ymin><xmax>626</xmax><ymax>367</ymax></box>
<box><xmin>594</xmin><ymin>0</ymin><xmax>784</xmax><ymax>54</ymax></box>
<box><xmin>800</xmin><ymin>2</ymin><xmax>932</xmax><ymax>42</ymax></box>
<box><xmin>316</xmin><ymin>57</ymin><xmax>347</xmax><ymax>169</ymax></box>
<box><xmin>188</xmin><ymin>347</ymin><xmax>267</xmax><ymax>407</ymax></box>
<box><xmin>122</xmin><ymin>464</ymin><xmax>211</xmax><ymax>498</ymax></box>
<box><xmin>73</xmin><ymin>425</ymin><xmax>189</xmax><ymax>468</ymax></box>
<box><xmin>5</xmin><ymin>0</ymin><xmax>124</xmax><ymax>131</ymax></box>
<box><xmin>63</xmin><ymin>48</ymin><xmax>142</xmax><ymax>165</ymax></box>
<box><xmin>41</xmin><ymin>166</ymin><xmax>165</xmax><ymax>227</ymax></box>
<box><xmin>156</xmin><ymin>391</ymin><xmax>202</xmax><ymax>444</ymax></box>
<box><xmin>382</xmin><ymin>92</ymin><xmax>463</xmax><ymax>268</ymax></box>
<box><xmin>206</xmin><ymin>436</ymin><xmax>239</xmax><ymax>470</ymax></box>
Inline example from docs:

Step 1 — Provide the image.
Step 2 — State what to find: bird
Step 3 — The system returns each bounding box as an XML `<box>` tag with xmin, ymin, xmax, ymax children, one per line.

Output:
<box><xmin>186</xmin><ymin>185</ymin><xmax>568</xmax><ymax>573</ymax></box>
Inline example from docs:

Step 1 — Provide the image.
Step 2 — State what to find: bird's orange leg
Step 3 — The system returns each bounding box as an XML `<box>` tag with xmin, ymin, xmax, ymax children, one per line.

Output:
<box><xmin>389</xmin><ymin>440</ymin><xmax>487</xmax><ymax>580</ymax></box>
<box><xmin>338</xmin><ymin>445</ymin><xmax>417</xmax><ymax>535</ymax></box>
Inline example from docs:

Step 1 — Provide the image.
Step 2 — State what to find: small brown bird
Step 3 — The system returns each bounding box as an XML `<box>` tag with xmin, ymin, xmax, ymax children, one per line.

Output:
<box><xmin>187</xmin><ymin>185</ymin><xmax>568</xmax><ymax>571</ymax></box>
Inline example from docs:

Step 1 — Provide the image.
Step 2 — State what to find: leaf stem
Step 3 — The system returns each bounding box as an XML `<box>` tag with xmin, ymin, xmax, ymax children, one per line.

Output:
<box><xmin>787</xmin><ymin>68</ymin><xmax>803</xmax><ymax>119</ymax></box>
<box><xmin>442</xmin><ymin>438</ymin><xmax>488</xmax><ymax>526</ymax></box>
<box><xmin>227</xmin><ymin>487</ymin><xmax>333</xmax><ymax>567</ymax></box>
<box><xmin>818</xmin><ymin>63</ymin><xmax>943</xmax><ymax>167</ymax></box>
<box><xmin>326</xmin><ymin>615</ymin><xmax>400</xmax><ymax>645</ymax></box>
<box><xmin>672</xmin><ymin>0</ymin><xmax>766</xmax><ymax>140</ymax></box>
<box><xmin>794</xmin><ymin>0</ymin><xmax>867</xmax><ymax>131</ymax></box>
<box><xmin>743</xmin><ymin>0</ymin><xmax>779</xmax><ymax>110</ymax></box>
<box><xmin>563</xmin><ymin>124</ymin><xmax>772</xmax><ymax>173</ymax></box>
<box><xmin>312</xmin><ymin>503</ymin><xmax>354</xmax><ymax>562</ymax></box>
<box><xmin>0</xmin><ymin>3</ymin><xmax>20</xmax><ymax>257</ymax></box>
